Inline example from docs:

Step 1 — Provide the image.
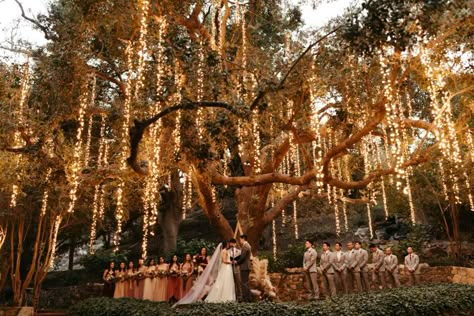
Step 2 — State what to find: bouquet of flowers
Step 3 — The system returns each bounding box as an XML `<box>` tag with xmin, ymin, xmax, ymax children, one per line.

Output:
<box><xmin>148</xmin><ymin>270</ymin><xmax>157</xmax><ymax>279</ymax></box>
<box><xmin>105</xmin><ymin>273</ymin><xmax>115</xmax><ymax>284</ymax></box>
<box><xmin>181</xmin><ymin>271</ymin><xmax>190</xmax><ymax>282</ymax></box>
<box><xmin>169</xmin><ymin>268</ymin><xmax>179</xmax><ymax>278</ymax></box>
<box><xmin>116</xmin><ymin>272</ymin><xmax>125</xmax><ymax>282</ymax></box>
<box><xmin>157</xmin><ymin>269</ymin><xmax>168</xmax><ymax>278</ymax></box>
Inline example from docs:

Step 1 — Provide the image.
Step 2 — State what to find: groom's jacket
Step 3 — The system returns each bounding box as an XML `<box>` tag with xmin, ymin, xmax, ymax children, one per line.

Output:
<box><xmin>237</xmin><ymin>242</ymin><xmax>252</xmax><ymax>271</ymax></box>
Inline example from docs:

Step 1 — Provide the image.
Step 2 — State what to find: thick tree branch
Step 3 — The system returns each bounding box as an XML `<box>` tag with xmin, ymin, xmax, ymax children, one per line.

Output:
<box><xmin>249</xmin><ymin>25</ymin><xmax>342</xmax><ymax>111</ymax></box>
<box><xmin>264</xmin><ymin>185</ymin><xmax>308</xmax><ymax>224</ymax></box>
<box><xmin>14</xmin><ymin>0</ymin><xmax>53</xmax><ymax>40</ymax></box>
<box><xmin>127</xmin><ymin>101</ymin><xmax>246</xmax><ymax>174</ymax></box>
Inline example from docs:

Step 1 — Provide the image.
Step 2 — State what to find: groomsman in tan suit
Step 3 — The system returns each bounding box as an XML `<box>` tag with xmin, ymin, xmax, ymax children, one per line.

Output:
<box><xmin>404</xmin><ymin>246</ymin><xmax>420</xmax><ymax>286</ymax></box>
<box><xmin>369</xmin><ymin>244</ymin><xmax>386</xmax><ymax>290</ymax></box>
<box><xmin>332</xmin><ymin>242</ymin><xmax>348</xmax><ymax>294</ymax></box>
<box><xmin>384</xmin><ymin>247</ymin><xmax>401</xmax><ymax>288</ymax></box>
<box><xmin>303</xmin><ymin>239</ymin><xmax>320</xmax><ymax>299</ymax></box>
<box><xmin>320</xmin><ymin>242</ymin><xmax>337</xmax><ymax>298</ymax></box>
<box><xmin>345</xmin><ymin>241</ymin><xmax>361</xmax><ymax>292</ymax></box>
<box><xmin>355</xmin><ymin>241</ymin><xmax>370</xmax><ymax>291</ymax></box>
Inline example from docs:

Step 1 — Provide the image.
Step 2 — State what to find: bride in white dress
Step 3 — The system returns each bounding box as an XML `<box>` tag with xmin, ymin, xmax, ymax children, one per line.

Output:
<box><xmin>205</xmin><ymin>241</ymin><xmax>236</xmax><ymax>302</ymax></box>
<box><xmin>173</xmin><ymin>241</ymin><xmax>236</xmax><ymax>306</ymax></box>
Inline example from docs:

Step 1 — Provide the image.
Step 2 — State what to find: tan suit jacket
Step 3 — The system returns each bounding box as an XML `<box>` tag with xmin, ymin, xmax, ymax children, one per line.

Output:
<box><xmin>346</xmin><ymin>249</ymin><xmax>360</xmax><ymax>272</ymax></box>
<box><xmin>332</xmin><ymin>251</ymin><xmax>346</xmax><ymax>271</ymax></box>
<box><xmin>384</xmin><ymin>254</ymin><xmax>399</xmax><ymax>273</ymax></box>
<box><xmin>404</xmin><ymin>253</ymin><xmax>420</xmax><ymax>274</ymax></box>
<box><xmin>358</xmin><ymin>249</ymin><xmax>369</xmax><ymax>272</ymax></box>
<box><xmin>372</xmin><ymin>249</ymin><xmax>385</xmax><ymax>272</ymax></box>
<box><xmin>320</xmin><ymin>251</ymin><xmax>335</xmax><ymax>274</ymax></box>
<box><xmin>303</xmin><ymin>247</ymin><xmax>318</xmax><ymax>273</ymax></box>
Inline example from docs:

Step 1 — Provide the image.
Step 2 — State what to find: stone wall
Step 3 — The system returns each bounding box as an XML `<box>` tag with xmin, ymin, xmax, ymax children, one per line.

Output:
<box><xmin>269</xmin><ymin>265</ymin><xmax>474</xmax><ymax>302</ymax></box>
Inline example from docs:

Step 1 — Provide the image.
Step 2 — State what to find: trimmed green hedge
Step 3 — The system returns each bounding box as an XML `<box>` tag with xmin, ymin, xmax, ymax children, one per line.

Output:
<box><xmin>68</xmin><ymin>283</ymin><xmax>474</xmax><ymax>316</ymax></box>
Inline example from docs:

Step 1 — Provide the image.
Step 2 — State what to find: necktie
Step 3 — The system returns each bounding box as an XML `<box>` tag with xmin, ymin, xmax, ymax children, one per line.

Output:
<box><xmin>410</xmin><ymin>254</ymin><xmax>412</xmax><ymax>261</ymax></box>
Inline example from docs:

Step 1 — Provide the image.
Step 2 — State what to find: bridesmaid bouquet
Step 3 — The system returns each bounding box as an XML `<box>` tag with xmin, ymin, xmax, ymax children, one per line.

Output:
<box><xmin>116</xmin><ymin>272</ymin><xmax>125</xmax><ymax>282</ymax></box>
<box><xmin>157</xmin><ymin>269</ymin><xmax>168</xmax><ymax>278</ymax></box>
<box><xmin>148</xmin><ymin>270</ymin><xmax>157</xmax><ymax>279</ymax></box>
<box><xmin>169</xmin><ymin>268</ymin><xmax>179</xmax><ymax>278</ymax></box>
<box><xmin>105</xmin><ymin>274</ymin><xmax>115</xmax><ymax>284</ymax></box>
<box><xmin>181</xmin><ymin>271</ymin><xmax>190</xmax><ymax>282</ymax></box>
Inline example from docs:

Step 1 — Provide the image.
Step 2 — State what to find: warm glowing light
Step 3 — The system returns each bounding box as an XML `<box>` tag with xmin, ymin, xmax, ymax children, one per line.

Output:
<box><xmin>366</xmin><ymin>203</ymin><xmax>374</xmax><ymax>239</ymax></box>
<box><xmin>404</xmin><ymin>167</ymin><xmax>416</xmax><ymax>224</ymax></box>
<box><xmin>67</xmin><ymin>79</ymin><xmax>92</xmax><ymax>213</ymax></box>
<box><xmin>340</xmin><ymin>189</ymin><xmax>348</xmax><ymax>232</ymax></box>
<box><xmin>10</xmin><ymin>62</ymin><xmax>30</xmax><ymax>209</ymax></box>
<box><xmin>40</xmin><ymin>168</ymin><xmax>52</xmax><ymax>217</ymax></box>
<box><xmin>89</xmin><ymin>184</ymin><xmax>100</xmax><ymax>254</ymax></box>
<box><xmin>292</xmin><ymin>200</ymin><xmax>299</xmax><ymax>239</ymax></box>
<box><xmin>252</xmin><ymin>109</ymin><xmax>261</xmax><ymax>173</ymax></box>
<box><xmin>196</xmin><ymin>40</ymin><xmax>205</xmax><ymax>140</ymax></box>
<box><xmin>0</xmin><ymin>225</ymin><xmax>5</xmax><ymax>250</ymax></box>
<box><xmin>49</xmin><ymin>215</ymin><xmax>62</xmax><ymax>268</ymax></box>
<box><xmin>134</xmin><ymin>0</ymin><xmax>151</xmax><ymax>99</ymax></box>
<box><xmin>272</xmin><ymin>219</ymin><xmax>277</xmax><ymax>260</ymax></box>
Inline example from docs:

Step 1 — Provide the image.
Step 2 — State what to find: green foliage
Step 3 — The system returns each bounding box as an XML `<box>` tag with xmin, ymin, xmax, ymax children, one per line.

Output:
<box><xmin>265</xmin><ymin>244</ymin><xmax>305</xmax><ymax>272</ymax></box>
<box><xmin>173</xmin><ymin>239</ymin><xmax>218</xmax><ymax>262</ymax></box>
<box><xmin>68</xmin><ymin>283</ymin><xmax>474</xmax><ymax>315</ymax></box>
<box><xmin>79</xmin><ymin>249</ymin><xmax>130</xmax><ymax>275</ymax></box>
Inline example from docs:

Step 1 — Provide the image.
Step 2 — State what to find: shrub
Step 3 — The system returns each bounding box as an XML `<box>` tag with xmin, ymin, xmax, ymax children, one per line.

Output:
<box><xmin>266</xmin><ymin>243</ymin><xmax>306</xmax><ymax>272</ymax></box>
<box><xmin>68</xmin><ymin>283</ymin><xmax>474</xmax><ymax>316</ymax></box>
<box><xmin>79</xmin><ymin>249</ymin><xmax>130</xmax><ymax>276</ymax></box>
<box><xmin>173</xmin><ymin>239</ymin><xmax>217</xmax><ymax>262</ymax></box>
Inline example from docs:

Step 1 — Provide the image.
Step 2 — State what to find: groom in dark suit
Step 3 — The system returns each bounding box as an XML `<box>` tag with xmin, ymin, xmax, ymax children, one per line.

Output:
<box><xmin>229</xmin><ymin>238</ymin><xmax>242</xmax><ymax>301</ymax></box>
<box><xmin>236</xmin><ymin>234</ymin><xmax>252</xmax><ymax>302</ymax></box>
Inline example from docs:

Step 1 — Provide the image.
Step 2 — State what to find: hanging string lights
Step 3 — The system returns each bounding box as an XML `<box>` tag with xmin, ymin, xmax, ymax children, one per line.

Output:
<box><xmin>0</xmin><ymin>225</ymin><xmax>5</xmax><ymax>250</ymax></box>
<box><xmin>40</xmin><ymin>169</ymin><xmax>52</xmax><ymax>217</ymax></box>
<box><xmin>49</xmin><ymin>215</ymin><xmax>62</xmax><ymax>268</ymax></box>
<box><xmin>10</xmin><ymin>62</ymin><xmax>30</xmax><ymax>209</ymax></box>
<box><xmin>196</xmin><ymin>40</ymin><xmax>205</xmax><ymax>140</ymax></box>
<box><xmin>83</xmin><ymin>77</ymin><xmax>96</xmax><ymax>168</ymax></box>
<box><xmin>67</xmin><ymin>79</ymin><xmax>91</xmax><ymax>214</ymax></box>
<box><xmin>404</xmin><ymin>166</ymin><xmax>416</xmax><ymax>224</ymax></box>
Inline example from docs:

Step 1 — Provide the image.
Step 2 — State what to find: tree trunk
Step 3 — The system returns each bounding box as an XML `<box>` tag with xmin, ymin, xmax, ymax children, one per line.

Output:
<box><xmin>158</xmin><ymin>182</ymin><xmax>182</xmax><ymax>255</ymax></box>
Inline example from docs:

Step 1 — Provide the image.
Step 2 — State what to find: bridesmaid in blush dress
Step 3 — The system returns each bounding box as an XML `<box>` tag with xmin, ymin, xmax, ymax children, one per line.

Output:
<box><xmin>125</xmin><ymin>261</ymin><xmax>135</xmax><ymax>297</ymax></box>
<box><xmin>143</xmin><ymin>258</ymin><xmax>157</xmax><ymax>300</ymax></box>
<box><xmin>113</xmin><ymin>262</ymin><xmax>126</xmax><ymax>298</ymax></box>
<box><xmin>166</xmin><ymin>255</ymin><xmax>182</xmax><ymax>303</ymax></box>
<box><xmin>153</xmin><ymin>256</ymin><xmax>169</xmax><ymax>301</ymax></box>
<box><xmin>135</xmin><ymin>258</ymin><xmax>146</xmax><ymax>299</ymax></box>
<box><xmin>102</xmin><ymin>262</ymin><xmax>115</xmax><ymax>297</ymax></box>
<box><xmin>181</xmin><ymin>253</ymin><xmax>194</xmax><ymax>296</ymax></box>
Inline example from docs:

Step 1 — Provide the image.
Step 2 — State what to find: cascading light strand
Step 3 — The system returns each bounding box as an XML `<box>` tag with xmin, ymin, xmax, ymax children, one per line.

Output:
<box><xmin>404</xmin><ymin>167</ymin><xmax>416</xmax><ymax>224</ymax></box>
<box><xmin>10</xmin><ymin>62</ymin><xmax>30</xmax><ymax>209</ymax></box>
<box><xmin>67</xmin><ymin>79</ymin><xmax>91</xmax><ymax>213</ymax></box>
<box><xmin>83</xmin><ymin>76</ymin><xmax>96</xmax><ymax>168</ymax></box>
<box><xmin>292</xmin><ymin>200</ymin><xmax>299</xmax><ymax>239</ymax></box>
<box><xmin>333</xmin><ymin>185</ymin><xmax>341</xmax><ymax>236</ymax></box>
<box><xmin>196</xmin><ymin>40</ymin><xmax>205</xmax><ymax>140</ymax></box>
<box><xmin>134</xmin><ymin>0</ymin><xmax>151</xmax><ymax>99</ymax></box>
<box><xmin>89</xmin><ymin>184</ymin><xmax>100</xmax><ymax>254</ymax></box>
<box><xmin>49</xmin><ymin>215</ymin><xmax>62</xmax><ymax>268</ymax></box>
<box><xmin>339</xmin><ymin>188</ymin><xmax>348</xmax><ymax>232</ymax></box>
<box><xmin>40</xmin><ymin>168</ymin><xmax>52</xmax><ymax>217</ymax></box>
<box><xmin>366</xmin><ymin>202</ymin><xmax>374</xmax><ymax>239</ymax></box>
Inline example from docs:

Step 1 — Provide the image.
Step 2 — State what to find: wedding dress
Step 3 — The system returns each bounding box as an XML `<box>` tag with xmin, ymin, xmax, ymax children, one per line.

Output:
<box><xmin>205</xmin><ymin>248</ymin><xmax>236</xmax><ymax>303</ymax></box>
<box><xmin>173</xmin><ymin>243</ymin><xmax>236</xmax><ymax>307</ymax></box>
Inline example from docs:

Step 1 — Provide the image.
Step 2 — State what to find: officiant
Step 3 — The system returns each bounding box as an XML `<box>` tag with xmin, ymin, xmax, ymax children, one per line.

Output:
<box><xmin>229</xmin><ymin>238</ymin><xmax>243</xmax><ymax>302</ymax></box>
